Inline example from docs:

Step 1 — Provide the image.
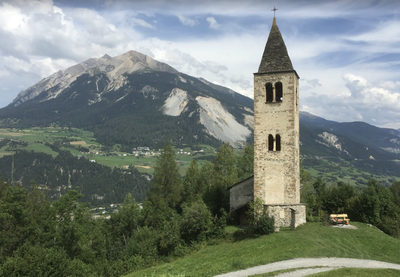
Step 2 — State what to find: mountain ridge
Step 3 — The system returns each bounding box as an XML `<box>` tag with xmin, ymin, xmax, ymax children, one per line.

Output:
<box><xmin>0</xmin><ymin>50</ymin><xmax>399</xmax><ymax>183</ymax></box>
<box><xmin>12</xmin><ymin>50</ymin><xmax>178</xmax><ymax>106</ymax></box>
<box><xmin>1</xmin><ymin>50</ymin><xmax>254</xmax><ymax>148</ymax></box>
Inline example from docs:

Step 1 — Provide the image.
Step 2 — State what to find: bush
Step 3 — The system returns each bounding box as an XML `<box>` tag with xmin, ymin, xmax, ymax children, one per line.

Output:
<box><xmin>0</xmin><ymin>243</ymin><xmax>91</xmax><ymax>277</ymax></box>
<box><xmin>246</xmin><ymin>198</ymin><xmax>275</xmax><ymax>236</ymax></box>
<box><xmin>158</xmin><ymin>213</ymin><xmax>182</xmax><ymax>256</ymax></box>
<box><xmin>128</xmin><ymin>227</ymin><xmax>159</xmax><ymax>261</ymax></box>
<box><xmin>254</xmin><ymin>214</ymin><xmax>275</xmax><ymax>235</ymax></box>
<box><xmin>181</xmin><ymin>198</ymin><xmax>213</xmax><ymax>243</ymax></box>
<box><xmin>211</xmin><ymin>208</ymin><xmax>227</xmax><ymax>239</ymax></box>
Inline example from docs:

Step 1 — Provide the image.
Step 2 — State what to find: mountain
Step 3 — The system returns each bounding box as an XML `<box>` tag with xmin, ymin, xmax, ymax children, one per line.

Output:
<box><xmin>299</xmin><ymin>112</ymin><xmax>400</xmax><ymax>182</ymax></box>
<box><xmin>300</xmin><ymin>112</ymin><xmax>400</xmax><ymax>153</ymax></box>
<box><xmin>299</xmin><ymin>111</ymin><xmax>337</xmax><ymax>128</ymax></box>
<box><xmin>0</xmin><ymin>50</ymin><xmax>253</xmax><ymax>148</ymax></box>
<box><xmin>1</xmin><ymin>50</ymin><xmax>399</xmax><ymax>185</ymax></box>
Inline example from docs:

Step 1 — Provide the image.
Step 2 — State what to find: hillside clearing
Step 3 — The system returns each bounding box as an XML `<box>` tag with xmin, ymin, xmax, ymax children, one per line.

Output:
<box><xmin>69</xmin><ymin>140</ymin><xmax>87</xmax><ymax>145</ymax></box>
<box><xmin>124</xmin><ymin>222</ymin><xmax>400</xmax><ymax>277</ymax></box>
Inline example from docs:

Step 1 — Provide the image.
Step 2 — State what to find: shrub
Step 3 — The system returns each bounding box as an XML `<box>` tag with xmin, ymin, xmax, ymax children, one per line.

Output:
<box><xmin>211</xmin><ymin>208</ymin><xmax>227</xmax><ymax>239</ymax></box>
<box><xmin>181</xmin><ymin>198</ymin><xmax>213</xmax><ymax>243</ymax></box>
<box><xmin>246</xmin><ymin>198</ymin><xmax>275</xmax><ymax>236</ymax></box>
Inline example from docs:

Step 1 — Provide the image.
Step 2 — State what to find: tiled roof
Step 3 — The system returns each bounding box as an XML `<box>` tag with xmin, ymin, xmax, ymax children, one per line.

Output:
<box><xmin>258</xmin><ymin>17</ymin><xmax>295</xmax><ymax>74</ymax></box>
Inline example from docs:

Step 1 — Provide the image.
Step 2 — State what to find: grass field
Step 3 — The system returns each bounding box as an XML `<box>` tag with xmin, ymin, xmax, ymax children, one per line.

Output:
<box><xmin>124</xmin><ymin>222</ymin><xmax>400</xmax><ymax>277</ymax></box>
<box><xmin>309</xmin><ymin>268</ymin><xmax>400</xmax><ymax>277</ymax></box>
<box><xmin>251</xmin><ymin>268</ymin><xmax>400</xmax><ymax>277</ymax></box>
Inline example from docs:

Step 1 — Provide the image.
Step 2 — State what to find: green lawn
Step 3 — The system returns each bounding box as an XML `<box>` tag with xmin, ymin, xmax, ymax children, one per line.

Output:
<box><xmin>309</xmin><ymin>268</ymin><xmax>400</xmax><ymax>277</ymax></box>
<box><xmin>124</xmin><ymin>222</ymin><xmax>400</xmax><ymax>277</ymax></box>
<box><xmin>251</xmin><ymin>268</ymin><xmax>400</xmax><ymax>277</ymax></box>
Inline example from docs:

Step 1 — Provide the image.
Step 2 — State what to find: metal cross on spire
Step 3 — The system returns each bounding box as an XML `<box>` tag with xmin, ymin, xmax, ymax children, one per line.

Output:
<box><xmin>271</xmin><ymin>6</ymin><xmax>278</xmax><ymax>17</ymax></box>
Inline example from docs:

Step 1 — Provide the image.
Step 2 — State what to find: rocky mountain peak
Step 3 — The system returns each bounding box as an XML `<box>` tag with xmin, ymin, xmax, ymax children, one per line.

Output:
<box><xmin>11</xmin><ymin>50</ymin><xmax>178</xmax><ymax>106</ymax></box>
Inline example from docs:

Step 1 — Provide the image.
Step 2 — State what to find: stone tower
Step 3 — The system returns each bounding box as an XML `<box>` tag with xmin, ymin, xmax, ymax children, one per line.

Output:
<box><xmin>253</xmin><ymin>16</ymin><xmax>306</xmax><ymax>228</ymax></box>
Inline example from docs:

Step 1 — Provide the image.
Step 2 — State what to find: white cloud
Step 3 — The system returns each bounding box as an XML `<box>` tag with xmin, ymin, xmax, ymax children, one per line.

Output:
<box><xmin>0</xmin><ymin>0</ymin><xmax>400</xmax><ymax>130</ymax></box>
<box><xmin>203</xmin><ymin>61</ymin><xmax>227</xmax><ymax>74</ymax></box>
<box><xmin>128</xmin><ymin>17</ymin><xmax>155</xmax><ymax>29</ymax></box>
<box><xmin>302</xmin><ymin>73</ymin><xmax>400</xmax><ymax>128</ymax></box>
<box><xmin>206</xmin><ymin>17</ymin><xmax>220</xmax><ymax>29</ymax></box>
<box><xmin>349</xmin><ymin>20</ymin><xmax>400</xmax><ymax>44</ymax></box>
<box><xmin>177</xmin><ymin>14</ymin><xmax>197</xmax><ymax>26</ymax></box>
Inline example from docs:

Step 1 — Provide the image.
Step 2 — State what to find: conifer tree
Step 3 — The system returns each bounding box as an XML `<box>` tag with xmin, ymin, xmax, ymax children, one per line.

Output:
<box><xmin>205</xmin><ymin>143</ymin><xmax>238</xmax><ymax>215</ymax></box>
<box><xmin>237</xmin><ymin>144</ymin><xmax>254</xmax><ymax>180</ymax></box>
<box><xmin>182</xmin><ymin>159</ymin><xmax>201</xmax><ymax>201</ymax></box>
<box><xmin>213</xmin><ymin>142</ymin><xmax>238</xmax><ymax>186</ymax></box>
<box><xmin>147</xmin><ymin>143</ymin><xmax>181</xmax><ymax>211</ymax></box>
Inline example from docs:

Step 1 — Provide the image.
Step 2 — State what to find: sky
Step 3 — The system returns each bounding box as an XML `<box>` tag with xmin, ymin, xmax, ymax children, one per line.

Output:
<box><xmin>1</xmin><ymin>0</ymin><xmax>400</xmax><ymax>129</ymax></box>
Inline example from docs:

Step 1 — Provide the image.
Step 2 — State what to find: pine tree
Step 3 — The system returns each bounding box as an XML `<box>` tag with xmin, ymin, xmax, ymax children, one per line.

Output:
<box><xmin>205</xmin><ymin>143</ymin><xmax>238</xmax><ymax>215</ymax></box>
<box><xmin>147</xmin><ymin>143</ymin><xmax>181</xmax><ymax>210</ymax></box>
<box><xmin>182</xmin><ymin>159</ymin><xmax>201</xmax><ymax>201</ymax></box>
<box><xmin>237</xmin><ymin>144</ymin><xmax>254</xmax><ymax>180</ymax></box>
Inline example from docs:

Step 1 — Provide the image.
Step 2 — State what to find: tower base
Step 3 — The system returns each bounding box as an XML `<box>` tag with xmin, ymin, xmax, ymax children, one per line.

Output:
<box><xmin>265</xmin><ymin>203</ymin><xmax>306</xmax><ymax>231</ymax></box>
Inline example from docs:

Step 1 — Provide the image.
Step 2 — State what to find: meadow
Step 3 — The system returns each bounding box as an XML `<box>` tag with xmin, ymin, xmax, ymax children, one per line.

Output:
<box><xmin>124</xmin><ymin>222</ymin><xmax>400</xmax><ymax>277</ymax></box>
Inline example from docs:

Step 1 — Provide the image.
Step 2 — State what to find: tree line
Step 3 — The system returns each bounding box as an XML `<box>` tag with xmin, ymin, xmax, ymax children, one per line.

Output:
<box><xmin>0</xmin><ymin>146</ymin><xmax>150</xmax><ymax>205</ymax></box>
<box><xmin>0</xmin><ymin>142</ymin><xmax>255</xmax><ymax>277</ymax></box>
<box><xmin>2</xmin><ymin>141</ymin><xmax>398</xmax><ymax>276</ymax></box>
<box><xmin>301</xmin><ymin>170</ymin><xmax>400</xmax><ymax>237</ymax></box>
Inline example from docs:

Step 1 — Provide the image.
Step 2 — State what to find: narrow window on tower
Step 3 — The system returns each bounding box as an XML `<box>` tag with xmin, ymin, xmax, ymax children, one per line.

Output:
<box><xmin>268</xmin><ymin>134</ymin><xmax>274</xmax><ymax>151</ymax></box>
<box><xmin>266</xmin><ymin>83</ymin><xmax>273</xmax><ymax>103</ymax></box>
<box><xmin>276</xmin><ymin>134</ymin><xmax>281</xmax><ymax>151</ymax></box>
<box><xmin>275</xmin><ymin>82</ymin><xmax>283</xmax><ymax>102</ymax></box>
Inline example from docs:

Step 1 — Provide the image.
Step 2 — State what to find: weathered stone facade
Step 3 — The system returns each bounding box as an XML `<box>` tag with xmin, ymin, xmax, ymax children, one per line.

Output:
<box><xmin>266</xmin><ymin>204</ymin><xmax>306</xmax><ymax>231</ymax></box>
<box><xmin>253</xmin><ymin>16</ymin><xmax>306</xmax><ymax>229</ymax></box>
<box><xmin>228</xmin><ymin>16</ymin><xmax>306</xmax><ymax>230</ymax></box>
<box><xmin>254</xmin><ymin>72</ymin><xmax>300</xmax><ymax>205</ymax></box>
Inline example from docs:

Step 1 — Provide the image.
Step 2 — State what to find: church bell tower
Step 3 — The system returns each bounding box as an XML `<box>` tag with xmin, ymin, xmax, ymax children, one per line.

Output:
<box><xmin>253</xmin><ymin>15</ymin><xmax>305</xmax><ymax>228</ymax></box>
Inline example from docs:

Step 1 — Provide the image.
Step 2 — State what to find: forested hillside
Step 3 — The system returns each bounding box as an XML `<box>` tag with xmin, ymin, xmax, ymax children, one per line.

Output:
<box><xmin>0</xmin><ymin>145</ymin><xmax>150</xmax><ymax>205</ymax></box>
<box><xmin>1</xmin><ymin>142</ymin><xmax>400</xmax><ymax>277</ymax></box>
<box><xmin>0</xmin><ymin>143</ymin><xmax>256</xmax><ymax>277</ymax></box>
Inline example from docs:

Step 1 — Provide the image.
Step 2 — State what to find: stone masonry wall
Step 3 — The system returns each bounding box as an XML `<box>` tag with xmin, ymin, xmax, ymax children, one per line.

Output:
<box><xmin>266</xmin><ymin>204</ymin><xmax>306</xmax><ymax>230</ymax></box>
<box><xmin>253</xmin><ymin>71</ymin><xmax>300</xmax><ymax>206</ymax></box>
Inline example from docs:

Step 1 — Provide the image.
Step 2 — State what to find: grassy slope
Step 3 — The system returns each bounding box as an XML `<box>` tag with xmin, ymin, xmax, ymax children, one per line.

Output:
<box><xmin>252</xmin><ymin>268</ymin><xmax>400</xmax><ymax>277</ymax></box>
<box><xmin>309</xmin><ymin>268</ymin><xmax>400</xmax><ymax>277</ymax></box>
<box><xmin>125</xmin><ymin>222</ymin><xmax>400</xmax><ymax>277</ymax></box>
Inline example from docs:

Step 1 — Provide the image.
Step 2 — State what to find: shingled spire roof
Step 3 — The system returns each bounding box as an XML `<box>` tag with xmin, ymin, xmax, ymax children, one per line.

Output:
<box><xmin>258</xmin><ymin>17</ymin><xmax>296</xmax><ymax>74</ymax></box>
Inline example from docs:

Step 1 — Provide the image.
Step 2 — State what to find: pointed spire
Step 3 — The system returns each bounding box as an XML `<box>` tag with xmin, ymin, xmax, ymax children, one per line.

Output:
<box><xmin>258</xmin><ymin>17</ymin><xmax>295</xmax><ymax>74</ymax></box>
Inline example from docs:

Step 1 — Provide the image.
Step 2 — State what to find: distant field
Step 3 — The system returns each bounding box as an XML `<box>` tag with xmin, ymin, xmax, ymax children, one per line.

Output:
<box><xmin>302</xmin><ymin>156</ymin><xmax>399</xmax><ymax>187</ymax></box>
<box><xmin>1</xmin><ymin>127</ymin><xmax>399</xmax><ymax>185</ymax></box>
<box><xmin>0</xmin><ymin>127</ymin><xmax>217</xmax><ymax>175</ymax></box>
<box><xmin>69</xmin><ymin>140</ymin><xmax>87</xmax><ymax>145</ymax></box>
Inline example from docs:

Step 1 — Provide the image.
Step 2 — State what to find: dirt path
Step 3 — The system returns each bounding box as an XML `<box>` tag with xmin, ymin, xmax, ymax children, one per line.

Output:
<box><xmin>214</xmin><ymin>258</ymin><xmax>400</xmax><ymax>277</ymax></box>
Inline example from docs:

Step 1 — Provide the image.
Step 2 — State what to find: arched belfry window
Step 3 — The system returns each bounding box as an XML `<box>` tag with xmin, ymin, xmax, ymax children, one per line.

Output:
<box><xmin>268</xmin><ymin>134</ymin><xmax>274</xmax><ymax>151</ymax></box>
<box><xmin>266</xmin><ymin>83</ymin><xmax>273</xmax><ymax>103</ymax></box>
<box><xmin>265</xmin><ymin>82</ymin><xmax>283</xmax><ymax>103</ymax></box>
<box><xmin>275</xmin><ymin>82</ymin><xmax>283</xmax><ymax>102</ymax></box>
<box><xmin>268</xmin><ymin>134</ymin><xmax>281</xmax><ymax>152</ymax></box>
<box><xmin>276</xmin><ymin>134</ymin><xmax>281</xmax><ymax>151</ymax></box>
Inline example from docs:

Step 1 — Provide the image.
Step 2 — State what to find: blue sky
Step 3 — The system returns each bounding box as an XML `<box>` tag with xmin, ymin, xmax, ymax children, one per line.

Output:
<box><xmin>1</xmin><ymin>0</ymin><xmax>400</xmax><ymax>129</ymax></box>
